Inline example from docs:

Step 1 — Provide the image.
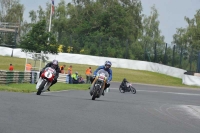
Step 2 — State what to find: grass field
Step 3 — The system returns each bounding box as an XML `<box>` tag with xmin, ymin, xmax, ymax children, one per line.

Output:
<box><xmin>0</xmin><ymin>83</ymin><xmax>89</xmax><ymax>93</ymax></box>
<box><xmin>0</xmin><ymin>55</ymin><xmax>199</xmax><ymax>92</ymax></box>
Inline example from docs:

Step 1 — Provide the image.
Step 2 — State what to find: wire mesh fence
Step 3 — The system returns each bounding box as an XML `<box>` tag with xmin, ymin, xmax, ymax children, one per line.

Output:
<box><xmin>57</xmin><ymin>34</ymin><xmax>198</xmax><ymax>72</ymax></box>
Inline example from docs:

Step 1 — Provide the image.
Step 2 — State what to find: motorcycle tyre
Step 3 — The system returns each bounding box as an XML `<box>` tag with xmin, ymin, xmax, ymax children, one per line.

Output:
<box><xmin>130</xmin><ymin>86</ymin><xmax>136</xmax><ymax>94</ymax></box>
<box><xmin>36</xmin><ymin>80</ymin><xmax>46</xmax><ymax>95</ymax></box>
<box><xmin>92</xmin><ymin>85</ymin><xmax>99</xmax><ymax>100</ymax></box>
<box><xmin>119</xmin><ymin>87</ymin><xmax>125</xmax><ymax>93</ymax></box>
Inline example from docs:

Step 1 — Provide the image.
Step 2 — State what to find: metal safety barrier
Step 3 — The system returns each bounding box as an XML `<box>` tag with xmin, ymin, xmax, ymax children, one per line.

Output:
<box><xmin>58</xmin><ymin>73</ymin><xmax>69</xmax><ymax>83</ymax></box>
<box><xmin>0</xmin><ymin>70</ymin><xmax>70</xmax><ymax>84</ymax></box>
<box><xmin>0</xmin><ymin>70</ymin><xmax>31</xmax><ymax>84</ymax></box>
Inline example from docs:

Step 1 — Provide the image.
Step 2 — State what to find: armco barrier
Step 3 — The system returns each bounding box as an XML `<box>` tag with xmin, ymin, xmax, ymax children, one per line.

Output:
<box><xmin>0</xmin><ymin>70</ymin><xmax>31</xmax><ymax>84</ymax></box>
<box><xmin>182</xmin><ymin>73</ymin><xmax>200</xmax><ymax>86</ymax></box>
<box><xmin>0</xmin><ymin>71</ymin><xmax>69</xmax><ymax>84</ymax></box>
<box><xmin>58</xmin><ymin>73</ymin><xmax>69</xmax><ymax>83</ymax></box>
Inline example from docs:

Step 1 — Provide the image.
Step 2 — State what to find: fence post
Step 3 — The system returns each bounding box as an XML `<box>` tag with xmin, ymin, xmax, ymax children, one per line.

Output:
<box><xmin>197</xmin><ymin>52</ymin><xmax>200</xmax><ymax>73</ymax></box>
<box><xmin>163</xmin><ymin>43</ymin><xmax>167</xmax><ymax>64</ymax></box>
<box><xmin>11</xmin><ymin>29</ymin><xmax>17</xmax><ymax>57</ymax></box>
<box><xmin>154</xmin><ymin>42</ymin><xmax>157</xmax><ymax>62</ymax></box>
<box><xmin>179</xmin><ymin>46</ymin><xmax>183</xmax><ymax>68</ymax></box>
<box><xmin>189</xmin><ymin>48</ymin><xmax>193</xmax><ymax>71</ymax></box>
<box><xmin>144</xmin><ymin>41</ymin><xmax>146</xmax><ymax>60</ymax></box>
<box><xmin>99</xmin><ymin>37</ymin><xmax>101</xmax><ymax>56</ymax></box>
<box><xmin>172</xmin><ymin>45</ymin><xmax>175</xmax><ymax>66</ymax></box>
<box><xmin>126</xmin><ymin>39</ymin><xmax>128</xmax><ymax>59</ymax></box>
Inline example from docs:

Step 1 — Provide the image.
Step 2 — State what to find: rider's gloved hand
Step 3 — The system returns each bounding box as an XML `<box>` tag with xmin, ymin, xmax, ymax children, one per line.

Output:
<box><xmin>53</xmin><ymin>76</ymin><xmax>58</xmax><ymax>82</ymax></box>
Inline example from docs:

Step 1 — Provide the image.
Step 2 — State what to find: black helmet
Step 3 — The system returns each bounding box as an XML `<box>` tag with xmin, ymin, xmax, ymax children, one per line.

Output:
<box><xmin>123</xmin><ymin>78</ymin><xmax>127</xmax><ymax>82</ymax></box>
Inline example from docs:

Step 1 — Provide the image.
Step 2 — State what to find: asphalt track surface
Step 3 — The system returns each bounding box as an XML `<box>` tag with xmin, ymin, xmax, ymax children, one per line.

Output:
<box><xmin>0</xmin><ymin>82</ymin><xmax>200</xmax><ymax>133</ymax></box>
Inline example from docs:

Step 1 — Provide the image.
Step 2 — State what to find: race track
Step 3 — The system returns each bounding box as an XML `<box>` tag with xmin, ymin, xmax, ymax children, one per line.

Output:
<box><xmin>0</xmin><ymin>82</ymin><xmax>200</xmax><ymax>133</ymax></box>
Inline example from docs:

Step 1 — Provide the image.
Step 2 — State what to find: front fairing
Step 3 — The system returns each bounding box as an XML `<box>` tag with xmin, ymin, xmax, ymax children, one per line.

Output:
<box><xmin>36</xmin><ymin>77</ymin><xmax>51</xmax><ymax>91</ymax></box>
<box><xmin>42</xmin><ymin>67</ymin><xmax>56</xmax><ymax>82</ymax></box>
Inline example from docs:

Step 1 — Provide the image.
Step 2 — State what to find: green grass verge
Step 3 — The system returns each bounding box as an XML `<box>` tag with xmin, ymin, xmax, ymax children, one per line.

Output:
<box><xmin>0</xmin><ymin>83</ymin><xmax>90</xmax><ymax>93</ymax></box>
<box><xmin>0</xmin><ymin>55</ymin><xmax>199</xmax><ymax>91</ymax></box>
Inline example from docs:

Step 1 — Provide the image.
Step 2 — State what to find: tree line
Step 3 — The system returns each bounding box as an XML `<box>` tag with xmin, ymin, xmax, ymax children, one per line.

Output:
<box><xmin>0</xmin><ymin>0</ymin><xmax>200</xmax><ymax>71</ymax></box>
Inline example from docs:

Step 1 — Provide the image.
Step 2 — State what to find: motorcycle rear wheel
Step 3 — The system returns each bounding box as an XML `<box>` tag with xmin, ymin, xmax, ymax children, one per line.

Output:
<box><xmin>36</xmin><ymin>80</ymin><xmax>46</xmax><ymax>95</ymax></box>
<box><xmin>119</xmin><ymin>87</ymin><xmax>125</xmax><ymax>93</ymax></box>
<box><xmin>130</xmin><ymin>86</ymin><xmax>136</xmax><ymax>94</ymax></box>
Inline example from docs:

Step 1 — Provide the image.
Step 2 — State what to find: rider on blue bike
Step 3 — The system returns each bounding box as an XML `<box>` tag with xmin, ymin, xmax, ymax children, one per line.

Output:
<box><xmin>89</xmin><ymin>61</ymin><xmax>113</xmax><ymax>96</ymax></box>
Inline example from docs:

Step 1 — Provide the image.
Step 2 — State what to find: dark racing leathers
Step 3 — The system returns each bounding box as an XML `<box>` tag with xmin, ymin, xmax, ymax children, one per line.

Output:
<box><xmin>39</xmin><ymin>62</ymin><xmax>60</xmax><ymax>87</ymax></box>
<box><xmin>120</xmin><ymin>79</ymin><xmax>129</xmax><ymax>91</ymax></box>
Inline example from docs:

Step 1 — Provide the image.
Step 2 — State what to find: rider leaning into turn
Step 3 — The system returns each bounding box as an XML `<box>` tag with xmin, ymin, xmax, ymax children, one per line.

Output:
<box><xmin>90</xmin><ymin>61</ymin><xmax>113</xmax><ymax>96</ymax></box>
<box><xmin>39</xmin><ymin>60</ymin><xmax>60</xmax><ymax>91</ymax></box>
<box><xmin>120</xmin><ymin>78</ymin><xmax>129</xmax><ymax>91</ymax></box>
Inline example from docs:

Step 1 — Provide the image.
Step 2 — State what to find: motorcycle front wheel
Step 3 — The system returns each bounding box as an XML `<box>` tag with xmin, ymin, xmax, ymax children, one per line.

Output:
<box><xmin>92</xmin><ymin>85</ymin><xmax>100</xmax><ymax>100</ymax></box>
<box><xmin>36</xmin><ymin>80</ymin><xmax>46</xmax><ymax>95</ymax></box>
<box><xmin>130</xmin><ymin>86</ymin><xmax>136</xmax><ymax>94</ymax></box>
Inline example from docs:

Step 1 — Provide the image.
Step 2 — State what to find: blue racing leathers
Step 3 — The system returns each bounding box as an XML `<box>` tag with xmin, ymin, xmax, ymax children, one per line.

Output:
<box><xmin>93</xmin><ymin>65</ymin><xmax>112</xmax><ymax>82</ymax></box>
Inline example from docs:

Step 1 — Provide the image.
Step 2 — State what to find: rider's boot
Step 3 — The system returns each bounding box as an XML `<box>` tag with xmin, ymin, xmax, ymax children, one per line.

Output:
<box><xmin>47</xmin><ymin>84</ymin><xmax>52</xmax><ymax>91</ymax></box>
<box><xmin>102</xmin><ymin>88</ymin><xmax>107</xmax><ymax>96</ymax></box>
<box><xmin>102</xmin><ymin>90</ymin><xmax>105</xmax><ymax>96</ymax></box>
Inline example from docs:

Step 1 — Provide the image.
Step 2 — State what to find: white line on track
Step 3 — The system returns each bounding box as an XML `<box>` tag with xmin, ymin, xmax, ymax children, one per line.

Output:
<box><xmin>136</xmin><ymin>90</ymin><xmax>200</xmax><ymax>96</ymax></box>
<box><xmin>110</xmin><ymin>88</ymin><xmax>200</xmax><ymax>96</ymax></box>
<box><xmin>39</xmin><ymin>88</ymin><xmax>200</xmax><ymax>96</ymax></box>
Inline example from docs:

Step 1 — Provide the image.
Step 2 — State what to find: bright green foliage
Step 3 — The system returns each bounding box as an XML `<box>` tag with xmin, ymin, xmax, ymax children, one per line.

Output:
<box><xmin>51</xmin><ymin>0</ymin><xmax>143</xmax><ymax>59</ymax></box>
<box><xmin>20</xmin><ymin>20</ymin><xmax>59</xmax><ymax>54</ymax></box>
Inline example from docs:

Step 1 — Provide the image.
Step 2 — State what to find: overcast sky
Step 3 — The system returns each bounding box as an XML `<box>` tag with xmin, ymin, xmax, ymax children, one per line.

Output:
<box><xmin>21</xmin><ymin>0</ymin><xmax>200</xmax><ymax>44</ymax></box>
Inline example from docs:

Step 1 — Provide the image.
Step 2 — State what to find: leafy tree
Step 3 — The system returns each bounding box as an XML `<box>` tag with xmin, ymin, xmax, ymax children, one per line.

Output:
<box><xmin>20</xmin><ymin>20</ymin><xmax>58</xmax><ymax>54</ymax></box>
<box><xmin>184</xmin><ymin>10</ymin><xmax>200</xmax><ymax>50</ymax></box>
<box><xmin>52</xmin><ymin>0</ymin><xmax>68</xmax><ymax>44</ymax></box>
<box><xmin>0</xmin><ymin>0</ymin><xmax>24</xmax><ymax>22</ymax></box>
<box><xmin>63</xmin><ymin>0</ymin><xmax>143</xmax><ymax>58</ymax></box>
<box><xmin>29</xmin><ymin>10</ymin><xmax>37</xmax><ymax>23</ymax></box>
<box><xmin>139</xmin><ymin>5</ymin><xmax>165</xmax><ymax>62</ymax></box>
<box><xmin>172</xmin><ymin>9</ymin><xmax>200</xmax><ymax>70</ymax></box>
<box><xmin>37</xmin><ymin>6</ymin><xmax>46</xmax><ymax>21</ymax></box>
<box><xmin>20</xmin><ymin>0</ymin><xmax>143</xmax><ymax>58</ymax></box>
<box><xmin>0</xmin><ymin>0</ymin><xmax>24</xmax><ymax>47</ymax></box>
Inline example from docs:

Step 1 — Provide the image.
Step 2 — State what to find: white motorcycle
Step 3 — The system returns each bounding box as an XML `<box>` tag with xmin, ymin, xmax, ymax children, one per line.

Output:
<box><xmin>36</xmin><ymin>67</ymin><xmax>56</xmax><ymax>95</ymax></box>
<box><xmin>91</xmin><ymin>69</ymin><xmax>109</xmax><ymax>100</ymax></box>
